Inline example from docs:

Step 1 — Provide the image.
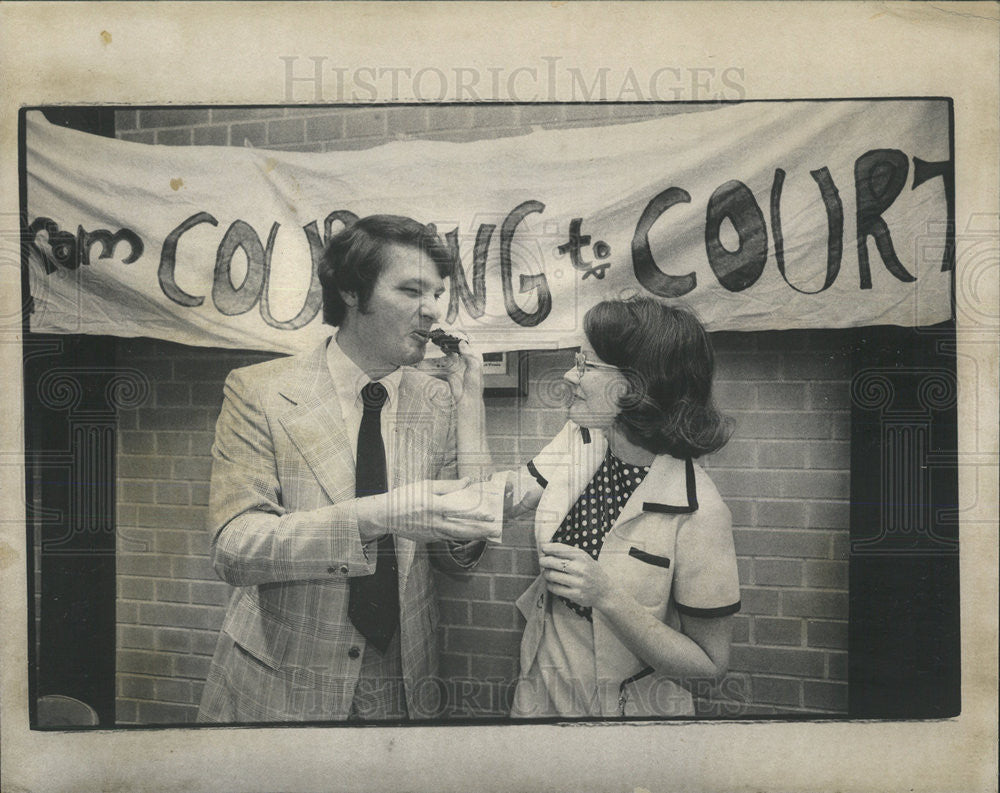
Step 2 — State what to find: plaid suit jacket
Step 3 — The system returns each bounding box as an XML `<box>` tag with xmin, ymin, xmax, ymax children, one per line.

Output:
<box><xmin>197</xmin><ymin>339</ymin><xmax>470</xmax><ymax>722</ymax></box>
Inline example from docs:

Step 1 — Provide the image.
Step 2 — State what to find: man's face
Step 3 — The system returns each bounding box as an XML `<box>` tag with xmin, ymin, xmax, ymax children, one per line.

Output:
<box><xmin>345</xmin><ymin>243</ymin><xmax>445</xmax><ymax>369</ymax></box>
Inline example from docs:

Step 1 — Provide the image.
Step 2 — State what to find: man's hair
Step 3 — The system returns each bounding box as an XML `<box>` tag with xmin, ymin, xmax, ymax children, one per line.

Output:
<box><xmin>318</xmin><ymin>215</ymin><xmax>454</xmax><ymax>326</ymax></box>
<box><xmin>584</xmin><ymin>297</ymin><xmax>733</xmax><ymax>458</ymax></box>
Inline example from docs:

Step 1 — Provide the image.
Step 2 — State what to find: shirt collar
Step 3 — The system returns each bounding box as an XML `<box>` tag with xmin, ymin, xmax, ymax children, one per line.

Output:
<box><xmin>325</xmin><ymin>334</ymin><xmax>403</xmax><ymax>410</ymax></box>
<box><xmin>573</xmin><ymin>424</ymin><xmax>696</xmax><ymax>513</ymax></box>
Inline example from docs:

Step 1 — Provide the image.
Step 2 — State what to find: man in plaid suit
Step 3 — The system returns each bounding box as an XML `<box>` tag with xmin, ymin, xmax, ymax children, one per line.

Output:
<box><xmin>197</xmin><ymin>216</ymin><xmax>492</xmax><ymax>723</ymax></box>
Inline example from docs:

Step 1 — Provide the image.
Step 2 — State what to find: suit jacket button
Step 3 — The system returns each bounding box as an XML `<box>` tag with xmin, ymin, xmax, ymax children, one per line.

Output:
<box><xmin>348</xmin><ymin>646</ymin><xmax>361</xmax><ymax>659</ymax></box>
<box><xmin>338</xmin><ymin>564</ymin><xmax>350</xmax><ymax>574</ymax></box>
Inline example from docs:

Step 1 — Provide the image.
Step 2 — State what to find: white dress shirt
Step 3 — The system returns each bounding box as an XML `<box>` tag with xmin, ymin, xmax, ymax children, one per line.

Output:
<box><xmin>325</xmin><ymin>334</ymin><xmax>481</xmax><ymax>565</ymax></box>
<box><xmin>325</xmin><ymin>334</ymin><xmax>403</xmax><ymax>474</ymax></box>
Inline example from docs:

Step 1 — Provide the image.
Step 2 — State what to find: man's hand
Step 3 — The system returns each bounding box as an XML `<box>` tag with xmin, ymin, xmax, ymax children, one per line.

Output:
<box><xmin>356</xmin><ymin>478</ymin><xmax>497</xmax><ymax>543</ymax></box>
<box><xmin>442</xmin><ymin>340</ymin><xmax>484</xmax><ymax>405</ymax></box>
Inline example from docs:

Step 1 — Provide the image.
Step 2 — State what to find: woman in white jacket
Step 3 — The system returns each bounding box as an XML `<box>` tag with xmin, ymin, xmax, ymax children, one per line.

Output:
<box><xmin>508</xmin><ymin>298</ymin><xmax>741</xmax><ymax>718</ymax></box>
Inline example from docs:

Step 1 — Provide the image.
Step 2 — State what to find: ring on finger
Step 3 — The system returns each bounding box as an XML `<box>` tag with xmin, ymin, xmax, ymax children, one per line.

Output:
<box><xmin>561</xmin><ymin>560</ymin><xmax>568</xmax><ymax>572</ymax></box>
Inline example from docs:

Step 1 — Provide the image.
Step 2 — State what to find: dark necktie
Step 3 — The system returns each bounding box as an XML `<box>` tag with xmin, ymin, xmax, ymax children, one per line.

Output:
<box><xmin>348</xmin><ymin>381</ymin><xmax>400</xmax><ymax>653</ymax></box>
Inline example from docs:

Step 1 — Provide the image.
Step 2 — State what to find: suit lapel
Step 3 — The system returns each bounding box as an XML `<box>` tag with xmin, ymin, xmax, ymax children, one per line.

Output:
<box><xmin>392</xmin><ymin>373</ymin><xmax>429</xmax><ymax>593</ymax></box>
<box><xmin>534</xmin><ymin>426</ymin><xmax>607</xmax><ymax>547</ymax></box>
<box><xmin>391</xmin><ymin>373</ymin><xmax>423</xmax><ymax>487</ymax></box>
<box><xmin>278</xmin><ymin>348</ymin><xmax>432</xmax><ymax>593</ymax></box>
<box><xmin>278</xmin><ymin>340</ymin><xmax>356</xmax><ymax>504</ymax></box>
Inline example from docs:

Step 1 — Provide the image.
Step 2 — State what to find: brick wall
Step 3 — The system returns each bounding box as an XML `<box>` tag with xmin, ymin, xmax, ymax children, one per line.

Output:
<box><xmin>113</xmin><ymin>104</ymin><xmax>849</xmax><ymax>723</ymax></box>
<box><xmin>707</xmin><ymin>330</ymin><xmax>850</xmax><ymax>714</ymax></box>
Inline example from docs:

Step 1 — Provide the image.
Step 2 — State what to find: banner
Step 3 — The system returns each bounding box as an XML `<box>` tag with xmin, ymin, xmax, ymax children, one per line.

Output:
<box><xmin>25</xmin><ymin>102</ymin><xmax>954</xmax><ymax>354</ymax></box>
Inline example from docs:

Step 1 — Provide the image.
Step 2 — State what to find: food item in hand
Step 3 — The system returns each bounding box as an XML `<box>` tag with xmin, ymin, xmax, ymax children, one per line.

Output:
<box><xmin>428</xmin><ymin>328</ymin><xmax>466</xmax><ymax>355</ymax></box>
<box><xmin>436</xmin><ymin>473</ymin><xmax>506</xmax><ymax>543</ymax></box>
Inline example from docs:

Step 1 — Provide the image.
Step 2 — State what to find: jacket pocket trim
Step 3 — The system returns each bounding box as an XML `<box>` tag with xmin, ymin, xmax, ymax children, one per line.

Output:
<box><xmin>628</xmin><ymin>546</ymin><xmax>671</xmax><ymax>568</ymax></box>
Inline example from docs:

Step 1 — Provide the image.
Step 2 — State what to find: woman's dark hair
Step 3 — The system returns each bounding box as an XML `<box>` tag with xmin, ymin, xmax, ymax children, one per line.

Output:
<box><xmin>584</xmin><ymin>297</ymin><xmax>732</xmax><ymax>458</ymax></box>
<box><xmin>319</xmin><ymin>215</ymin><xmax>454</xmax><ymax>326</ymax></box>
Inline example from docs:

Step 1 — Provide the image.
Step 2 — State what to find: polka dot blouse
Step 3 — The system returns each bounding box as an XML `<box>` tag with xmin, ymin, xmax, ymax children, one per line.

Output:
<box><xmin>550</xmin><ymin>448</ymin><xmax>651</xmax><ymax>620</ymax></box>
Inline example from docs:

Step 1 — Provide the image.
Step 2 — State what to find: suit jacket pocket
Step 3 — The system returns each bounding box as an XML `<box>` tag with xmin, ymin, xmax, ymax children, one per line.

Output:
<box><xmin>221</xmin><ymin>594</ymin><xmax>293</xmax><ymax>671</ymax></box>
<box><xmin>628</xmin><ymin>546</ymin><xmax>672</xmax><ymax>568</ymax></box>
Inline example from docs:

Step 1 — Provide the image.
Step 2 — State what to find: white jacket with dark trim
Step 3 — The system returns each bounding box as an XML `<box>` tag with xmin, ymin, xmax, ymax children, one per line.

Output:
<box><xmin>512</xmin><ymin>421</ymin><xmax>741</xmax><ymax>718</ymax></box>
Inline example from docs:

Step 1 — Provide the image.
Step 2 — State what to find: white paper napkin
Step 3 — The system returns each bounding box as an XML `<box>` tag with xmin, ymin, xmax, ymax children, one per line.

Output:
<box><xmin>437</xmin><ymin>473</ymin><xmax>507</xmax><ymax>543</ymax></box>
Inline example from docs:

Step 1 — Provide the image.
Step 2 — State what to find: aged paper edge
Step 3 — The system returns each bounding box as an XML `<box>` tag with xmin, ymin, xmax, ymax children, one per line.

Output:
<box><xmin>1</xmin><ymin>2</ymin><xmax>997</xmax><ymax>792</ymax></box>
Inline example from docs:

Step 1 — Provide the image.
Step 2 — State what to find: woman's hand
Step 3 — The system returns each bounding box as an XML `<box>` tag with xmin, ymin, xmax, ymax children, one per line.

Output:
<box><xmin>538</xmin><ymin>542</ymin><xmax>617</xmax><ymax>610</ymax></box>
<box><xmin>443</xmin><ymin>340</ymin><xmax>484</xmax><ymax>404</ymax></box>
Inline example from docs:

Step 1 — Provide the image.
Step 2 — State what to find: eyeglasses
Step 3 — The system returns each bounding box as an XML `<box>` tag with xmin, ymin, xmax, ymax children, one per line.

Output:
<box><xmin>574</xmin><ymin>351</ymin><xmax>620</xmax><ymax>378</ymax></box>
